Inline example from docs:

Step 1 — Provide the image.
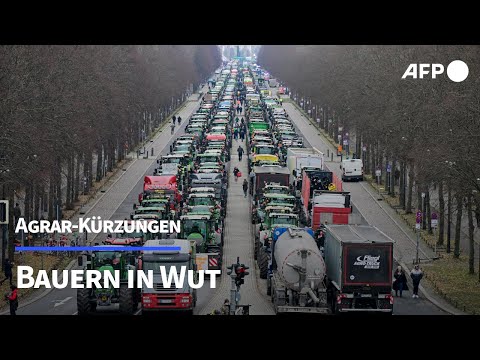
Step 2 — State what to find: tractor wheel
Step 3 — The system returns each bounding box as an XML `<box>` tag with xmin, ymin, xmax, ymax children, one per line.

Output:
<box><xmin>77</xmin><ymin>288</ymin><xmax>92</xmax><ymax>315</ymax></box>
<box><xmin>119</xmin><ymin>284</ymin><xmax>134</xmax><ymax>315</ymax></box>
<box><xmin>254</xmin><ymin>236</ymin><xmax>259</xmax><ymax>260</ymax></box>
<box><xmin>258</xmin><ymin>247</ymin><xmax>268</xmax><ymax>279</ymax></box>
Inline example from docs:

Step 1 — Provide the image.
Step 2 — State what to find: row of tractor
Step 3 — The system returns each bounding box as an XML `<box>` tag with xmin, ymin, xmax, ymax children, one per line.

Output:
<box><xmin>248</xmin><ymin>65</ymin><xmax>395</xmax><ymax>315</ymax></box>
<box><xmin>76</xmin><ymin>61</ymin><xmax>245</xmax><ymax>315</ymax></box>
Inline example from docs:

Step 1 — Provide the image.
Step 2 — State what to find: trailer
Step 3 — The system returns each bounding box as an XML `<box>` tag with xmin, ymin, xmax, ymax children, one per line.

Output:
<box><xmin>252</xmin><ymin>166</ymin><xmax>290</xmax><ymax>200</ymax></box>
<box><xmin>286</xmin><ymin>147</ymin><xmax>324</xmax><ymax>187</ymax></box>
<box><xmin>324</xmin><ymin>225</ymin><xmax>394</xmax><ymax>314</ymax></box>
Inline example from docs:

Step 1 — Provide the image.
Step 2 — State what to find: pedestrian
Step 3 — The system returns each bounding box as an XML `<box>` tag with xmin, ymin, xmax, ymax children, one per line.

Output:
<box><xmin>233</xmin><ymin>128</ymin><xmax>239</xmax><ymax>140</ymax></box>
<box><xmin>235</xmin><ymin>116</ymin><xmax>239</xmax><ymax>124</ymax></box>
<box><xmin>233</xmin><ymin>167</ymin><xmax>240</xmax><ymax>182</ymax></box>
<box><xmin>221</xmin><ymin>298</ymin><xmax>230</xmax><ymax>315</ymax></box>
<box><xmin>177</xmin><ymin>116</ymin><xmax>182</xmax><ymax>125</ymax></box>
<box><xmin>239</xmin><ymin>106</ymin><xmax>243</xmax><ymax>114</ymax></box>
<box><xmin>171</xmin><ymin>123</ymin><xmax>175</xmax><ymax>135</ymax></box>
<box><xmin>240</xmin><ymin>117</ymin><xmax>245</xmax><ymax>126</ymax></box>
<box><xmin>393</xmin><ymin>266</ymin><xmax>408</xmax><ymax>297</ymax></box>
<box><xmin>5</xmin><ymin>285</ymin><xmax>18</xmax><ymax>315</ymax></box>
<box><xmin>172</xmin><ymin>115</ymin><xmax>176</xmax><ymax>124</ymax></box>
<box><xmin>242</xmin><ymin>179</ymin><xmax>248</xmax><ymax>197</ymax></box>
<box><xmin>240</xmin><ymin>129</ymin><xmax>245</xmax><ymax>141</ymax></box>
<box><xmin>237</xmin><ymin>145</ymin><xmax>244</xmax><ymax>161</ymax></box>
<box><xmin>410</xmin><ymin>264</ymin><xmax>423</xmax><ymax>298</ymax></box>
<box><xmin>0</xmin><ymin>259</ymin><xmax>13</xmax><ymax>286</ymax></box>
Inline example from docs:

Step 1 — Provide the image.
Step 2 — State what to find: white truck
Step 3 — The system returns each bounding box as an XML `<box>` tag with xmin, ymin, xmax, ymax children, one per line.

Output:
<box><xmin>287</xmin><ymin>147</ymin><xmax>324</xmax><ymax>192</ymax></box>
<box><xmin>340</xmin><ymin>158</ymin><xmax>364</xmax><ymax>181</ymax></box>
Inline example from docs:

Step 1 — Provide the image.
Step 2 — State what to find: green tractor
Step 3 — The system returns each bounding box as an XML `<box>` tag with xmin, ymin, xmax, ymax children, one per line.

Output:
<box><xmin>76</xmin><ymin>246</ymin><xmax>141</xmax><ymax>315</ymax></box>
<box><xmin>180</xmin><ymin>214</ymin><xmax>223</xmax><ymax>252</ymax></box>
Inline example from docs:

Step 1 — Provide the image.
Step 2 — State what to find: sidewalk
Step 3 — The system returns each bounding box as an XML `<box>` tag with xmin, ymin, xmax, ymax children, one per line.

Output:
<box><xmin>199</xmin><ymin>112</ymin><xmax>274</xmax><ymax>315</ymax></box>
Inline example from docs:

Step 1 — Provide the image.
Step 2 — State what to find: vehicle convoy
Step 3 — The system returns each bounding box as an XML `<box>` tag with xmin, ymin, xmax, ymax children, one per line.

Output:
<box><xmin>323</xmin><ymin>225</ymin><xmax>394</xmax><ymax>314</ymax></box>
<box><xmin>268</xmin><ymin>227</ymin><xmax>329</xmax><ymax>314</ymax></box>
<box><xmin>141</xmin><ymin>239</ymin><xmax>197</xmax><ymax>314</ymax></box>
<box><xmin>76</xmin><ymin>246</ymin><xmax>141</xmax><ymax>315</ymax></box>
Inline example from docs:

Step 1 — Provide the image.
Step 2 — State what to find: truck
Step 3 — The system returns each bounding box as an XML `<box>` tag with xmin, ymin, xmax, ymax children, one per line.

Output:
<box><xmin>139</xmin><ymin>175</ymin><xmax>181</xmax><ymax>204</ymax></box>
<box><xmin>310</xmin><ymin>190</ymin><xmax>358</xmax><ymax>230</ymax></box>
<box><xmin>323</xmin><ymin>224</ymin><xmax>394</xmax><ymax>314</ymax></box>
<box><xmin>269</xmin><ymin>78</ymin><xmax>278</xmax><ymax>87</ymax></box>
<box><xmin>286</xmin><ymin>147</ymin><xmax>324</xmax><ymax>187</ymax></box>
<box><xmin>252</xmin><ymin>166</ymin><xmax>290</xmax><ymax>200</ymax></box>
<box><xmin>268</xmin><ymin>227</ymin><xmax>330</xmax><ymax>314</ymax></box>
<box><xmin>300</xmin><ymin>167</ymin><xmax>343</xmax><ymax>225</ymax></box>
<box><xmin>140</xmin><ymin>239</ymin><xmax>197</xmax><ymax>314</ymax></box>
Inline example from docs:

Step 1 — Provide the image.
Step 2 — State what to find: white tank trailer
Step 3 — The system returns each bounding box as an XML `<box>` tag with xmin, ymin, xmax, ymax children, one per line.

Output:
<box><xmin>268</xmin><ymin>227</ymin><xmax>330</xmax><ymax>314</ymax></box>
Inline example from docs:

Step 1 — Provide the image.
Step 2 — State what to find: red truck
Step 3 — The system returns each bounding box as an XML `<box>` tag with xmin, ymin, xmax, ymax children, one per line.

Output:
<box><xmin>310</xmin><ymin>190</ymin><xmax>353</xmax><ymax>230</ymax></box>
<box><xmin>300</xmin><ymin>167</ymin><xmax>342</xmax><ymax>226</ymax></box>
<box><xmin>139</xmin><ymin>175</ymin><xmax>181</xmax><ymax>204</ymax></box>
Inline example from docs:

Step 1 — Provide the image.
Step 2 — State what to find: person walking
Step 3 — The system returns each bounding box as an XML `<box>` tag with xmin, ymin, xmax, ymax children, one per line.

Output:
<box><xmin>410</xmin><ymin>264</ymin><xmax>423</xmax><ymax>298</ymax></box>
<box><xmin>172</xmin><ymin>115</ymin><xmax>176</xmax><ymax>124</ymax></box>
<box><xmin>0</xmin><ymin>259</ymin><xmax>13</xmax><ymax>286</ymax></box>
<box><xmin>239</xmin><ymin>128</ymin><xmax>245</xmax><ymax>141</ymax></box>
<box><xmin>233</xmin><ymin>167</ymin><xmax>240</xmax><ymax>182</ymax></box>
<box><xmin>233</xmin><ymin>127</ymin><xmax>239</xmax><ymax>140</ymax></box>
<box><xmin>177</xmin><ymin>116</ymin><xmax>182</xmax><ymax>125</ymax></box>
<box><xmin>393</xmin><ymin>266</ymin><xmax>408</xmax><ymax>297</ymax></box>
<box><xmin>221</xmin><ymin>299</ymin><xmax>230</xmax><ymax>315</ymax></box>
<box><xmin>237</xmin><ymin>145</ymin><xmax>244</xmax><ymax>161</ymax></box>
<box><xmin>170</xmin><ymin>123</ymin><xmax>175</xmax><ymax>135</ymax></box>
<box><xmin>5</xmin><ymin>285</ymin><xmax>18</xmax><ymax>315</ymax></box>
<box><xmin>242</xmin><ymin>179</ymin><xmax>248</xmax><ymax>198</ymax></box>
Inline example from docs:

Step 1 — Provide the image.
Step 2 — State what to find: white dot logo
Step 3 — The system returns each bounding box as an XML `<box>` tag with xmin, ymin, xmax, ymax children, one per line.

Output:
<box><xmin>446</xmin><ymin>60</ymin><xmax>469</xmax><ymax>82</ymax></box>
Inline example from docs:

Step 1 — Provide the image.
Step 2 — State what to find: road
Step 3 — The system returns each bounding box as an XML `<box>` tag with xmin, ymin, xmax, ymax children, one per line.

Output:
<box><xmin>4</xmin><ymin>81</ymin><xmax>451</xmax><ymax>316</ymax></box>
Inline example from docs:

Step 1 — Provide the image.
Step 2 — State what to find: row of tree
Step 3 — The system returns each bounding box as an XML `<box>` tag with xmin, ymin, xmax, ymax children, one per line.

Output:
<box><xmin>0</xmin><ymin>45</ymin><xmax>221</xmax><ymax>259</ymax></box>
<box><xmin>259</xmin><ymin>45</ymin><xmax>480</xmax><ymax>274</ymax></box>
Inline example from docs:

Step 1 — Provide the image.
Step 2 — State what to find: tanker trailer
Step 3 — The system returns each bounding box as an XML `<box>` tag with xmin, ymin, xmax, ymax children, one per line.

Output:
<box><xmin>267</xmin><ymin>227</ymin><xmax>330</xmax><ymax>314</ymax></box>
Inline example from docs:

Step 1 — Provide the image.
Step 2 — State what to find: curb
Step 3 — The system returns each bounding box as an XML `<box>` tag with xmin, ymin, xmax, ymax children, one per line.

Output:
<box><xmin>0</xmin><ymin>258</ymin><xmax>77</xmax><ymax>315</ymax></box>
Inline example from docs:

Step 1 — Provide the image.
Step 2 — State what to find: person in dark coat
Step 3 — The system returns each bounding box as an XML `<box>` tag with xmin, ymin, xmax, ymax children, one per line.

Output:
<box><xmin>393</xmin><ymin>266</ymin><xmax>408</xmax><ymax>297</ymax></box>
<box><xmin>410</xmin><ymin>265</ymin><xmax>423</xmax><ymax>298</ymax></box>
<box><xmin>172</xmin><ymin>115</ymin><xmax>176</xmax><ymax>124</ymax></box>
<box><xmin>239</xmin><ymin>129</ymin><xmax>245</xmax><ymax>141</ymax></box>
<box><xmin>233</xmin><ymin>127</ymin><xmax>239</xmax><ymax>140</ymax></box>
<box><xmin>237</xmin><ymin>146</ymin><xmax>244</xmax><ymax>161</ymax></box>
<box><xmin>242</xmin><ymin>179</ymin><xmax>248</xmax><ymax>198</ymax></box>
<box><xmin>1</xmin><ymin>259</ymin><xmax>13</xmax><ymax>286</ymax></box>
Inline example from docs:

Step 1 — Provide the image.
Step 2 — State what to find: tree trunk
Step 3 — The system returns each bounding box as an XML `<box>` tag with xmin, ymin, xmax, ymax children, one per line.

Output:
<box><xmin>74</xmin><ymin>153</ymin><xmax>80</xmax><ymax>201</ymax></box>
<box><xmin>389</xmin><ymin>158</ymin><xmax>395</xmax><ymax>196</ymax></box>
<box><xmin>24</xmin><ymin>184</ymin><xmax>31</xmax><ymax>224</ymax></box>
<box><xmin>417</xmin><ymin>189</ymin><xmax>423</xmax><ymax>216</ymax></box>
<box><xmin>467</xmin><ymin>194</ymin><xmax>475</xmax><ymax>274</ymax></box>
<box><xmin>7</xmin><ymin>184</ymin><xmax>15</xmax><ymax>261</ymax></box>
<box><xmin>369</xmin><ymin>142</ymin><xmax>375</xmax><ymax>176</ymax></box>
<box><xmin>66</xmin><ymin>155</ymin><xmax>72</xmax><ymax>210</ymax></box>
<box><xmin>96</xmin><ymin>144</ymin><xmax>103</xmax><ymax>182</ymax></box>
<box><xmin>426</xmin><ymin>189</ymin><xmax>432</xmax><ymax>234</ymax></box>
<box><xmin>447</xmin><ymin>184</ymin><xmax>452</xmax><ymax>253</ymax></box>
<box><xmin>406</xmin><ymin>160</ymin><xmax>414</xmax><ymax>214</ymax></box>
<box><xmin>438</xmin><ymin>181</ymin><xmax>445</xmax><ymax>245</ymax></box>
<box><xmin>48</xmin><ymin>172</ymin><xmax>55</xmax><ymax>221</ymax></box>
<box><xmin>33</xmin><ymin>183</ymin><xmax>40</xmax><ymax>221</ymax></box>
<box><xmin>400</xmin><ymin>160</ymin><xmax>405</xmax><ymax>208</ymax></box>
<box><xmin>454</xmin><ymin>193</ymin><xmax>463</xmax><ymax>258</ymax></box>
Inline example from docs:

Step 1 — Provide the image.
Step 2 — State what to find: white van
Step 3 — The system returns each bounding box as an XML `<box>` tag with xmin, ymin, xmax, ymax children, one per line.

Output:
<box><xmin>340</xmin><ymin>158</ymin><xmax>364</xmax><ymax>181</ymax></box>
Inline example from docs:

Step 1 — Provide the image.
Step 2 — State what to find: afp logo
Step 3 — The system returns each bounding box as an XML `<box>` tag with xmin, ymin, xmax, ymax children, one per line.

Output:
<box><xmin>402</xmin><ymin>60</ymin><xmax>469</xmax><ymax>82</ymax></box>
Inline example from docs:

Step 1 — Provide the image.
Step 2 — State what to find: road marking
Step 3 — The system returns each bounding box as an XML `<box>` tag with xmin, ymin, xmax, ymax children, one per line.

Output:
<box><xmin>53</xmin><ymin>296</ymin><xmax>72</xmax><ymax>308</ymax></box>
